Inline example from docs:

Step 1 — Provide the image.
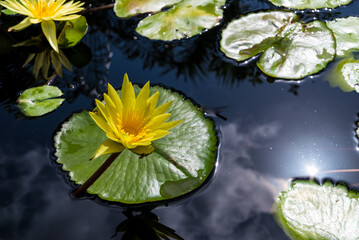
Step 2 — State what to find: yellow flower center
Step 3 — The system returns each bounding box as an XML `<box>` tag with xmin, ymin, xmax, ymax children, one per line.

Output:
<box><xmin>26</xmin><ymin>0</ymin><xmax>61</xmax><ymax>18</ymax></box>
<box><xmin>120</xmin><ymin>110</ymin><xmax>148</xmax><ymax>138</ymax></box>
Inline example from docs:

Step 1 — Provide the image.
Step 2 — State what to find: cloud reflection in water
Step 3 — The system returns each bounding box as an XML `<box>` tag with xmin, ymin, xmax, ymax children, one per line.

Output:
<box><xmin>155</xmin><ymin>120</ymin><xmax>289</xmax><ymax>239</ymax></box>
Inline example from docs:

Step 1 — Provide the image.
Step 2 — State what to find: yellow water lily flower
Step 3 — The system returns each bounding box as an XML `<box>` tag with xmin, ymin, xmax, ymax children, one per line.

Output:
<box><xmin>89</xmin><ymin>74</ymin><xmax>183</xmax><ymax>160</ymax></box>
<box><xmin>0</xmin><ymin>0</ymin><xmax>84</xmax><ymax>52</ymax></box>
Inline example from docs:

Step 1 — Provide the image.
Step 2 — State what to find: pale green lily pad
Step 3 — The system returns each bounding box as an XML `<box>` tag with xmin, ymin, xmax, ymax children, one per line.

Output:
<box><xmin>114</xmin><ymin>0</ymin><xmax>182</xmax><ymax>18</ymax></box>
<box><xmin>136</xmin><ymin>0</ymin><xmax>225</xmax><ymax>41</ymax></box>
<box><xmin>327</xmin><ymin>17</ymin><xmax>359</xmax><ymax>56</ymax></box>
<box><xmin>328</xmin><ymin>58</ymin><xmax>359</xmax><ymax>93</ymax></box>
<box><xmin>257</xmin><ymin>20</ymin><xmax>335</xmax><ymax>79</ymax></box>
<box><xmin>54</xmin><ymin>85</ymin><xmax>218</xmax><ymax>204</ymax></box>
<box><xmin>269</xmin><ymin>0</ymin><xmax>352</xmax><ymax>9</ymax></box>
<box><xmin>275</xmin><ymin>180</ymin><xmax>359</xmax><ymax>240</ymax></box>
<box><xmin>17</xmin><ymin>85</ymin><xmax>65</xmax><ymax>117</ymax></box>
<box><xmin>220</xmin><ymin>11</ymin><xmax>297</xmax><ymax>62</ymax></box>
<box><xmin>220</xmin><ymin>11</ymin><xmax>335</xmax><ymax>79</ymax></box>
<box><xmin>58</xmin><ymin>16</ymin><xmax>88</xmax><ymax>48</ymax></box>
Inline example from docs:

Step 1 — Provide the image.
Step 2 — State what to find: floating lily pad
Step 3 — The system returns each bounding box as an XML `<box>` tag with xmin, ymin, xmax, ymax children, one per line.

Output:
<box><xmin>58</xmin><ymin>16</ymin><xmax>88</xmax><ymax>48</ymax></box>
<box><xmin>220</xmin><ymin>11</ymin><xmax>335</xmax><ymax>79</ymax></box>
<box><xmin>328</xmin><ymin>58</ymin><xmax>359</xmax><ymax>93</ymax></box>
<box><xmin>268</xmin><ymin>0</ymin><xmax>352</xmax><ymax>9</ymax></box>
<box><xmin>136</xmin><ymin>0</ymin><xmax>225</xmax><ymax>41</ymax></box>
<box><xmin>54</xmin><ymin>85</ymin><xmax>218</xmax><ymax>204</ymax></box>
<box><xmin>17</xmin><ymin>85</ymin><xmax>65</xmax><ymax>117</ymax></box>
<box><xmin>275</xmin><ymin>180</ymin><xmax>359</xmax><ymax>240</ymax></box>
<box><xmin>327</xmin><ymin>17</ymin><xmax>359</xmax><ymax>56</ymax></box>
<box><xmin>220</xmin><ymin>11</ymin><xmax>297</xmax><ymax>62</ymax></box>
<box><xmin>114</xmin><ymin>0</ymin><xmax>182</xmax><ymax>18</ymax></box>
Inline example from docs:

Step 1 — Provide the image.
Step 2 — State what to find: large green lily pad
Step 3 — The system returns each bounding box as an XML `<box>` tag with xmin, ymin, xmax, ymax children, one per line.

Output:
<box><xmin>327</xmin><ymin>17</ymin><xmax>359</xmax><ymax>56</ymax></box>
<box><xmin>275</xmin><ymin>180</ymin><xmax>359</xmax><ymax>240</ymax></box>
<box><xmin>54</xmin><ymin>85</ymin><xmax>218</xmax><ymax>204</ymax></box>
<box><xmin>114</xmin><ymin>0</ymin><xmax>182</xmax><ymax>18</ymax></box>
<box><xmin>220</xmin><ymin>11</ymin><xmax>335</xmax><ymax>79</ymax></box>
<box><xmin>268</xmin><ymin>0</ymin><xmax>352</xmax><ymax>9</ymax></box>
<box><xmin>136</xmin><ymin>0</ymin><xmax>225</xmax><ymax>41</ymax></box>
<box><xmin>17</xmin><ymin>85</ymin><xmax>65</xmax><ymax>117</ymax></box>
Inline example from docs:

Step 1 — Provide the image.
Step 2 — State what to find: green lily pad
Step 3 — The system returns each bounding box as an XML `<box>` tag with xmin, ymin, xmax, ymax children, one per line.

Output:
<box><xmin>17</xmin><ymin>85</ymin><xmax>65</xmax><ymax>117</ymax></box>
<box><xmin>268</xmin><ymin>0</ymin><xmax>352</xmax><ymax>9</ymax></box>
<box><xmin>327</xmin><ymin>17</ymin><xmax>359</xmax><ymax>56</ymax></box>
<box><xmin>220</xmin><ymin>11</ymin><xmax>297</xmax><ymax>62</ymax></box>
<box><xmin>220</xmin><ymin>11</ymin><xmax>335</xmax><ymax>79</ymax></box>
<box><xmin>58</xmin><ymin>16</ymin><xmax>88</xmax><ymax>48</ymax></box>
<box><xmin>135</xmin><ymin>0</ymin><xmax>225</xmax><ymax>41</ymax></box>
<box><xmin>54</xmin><ymin>85</ymin><xmax>218</xmax><ymax>204</ymax></box>
<box><xmin>275</xmin><ymin>180</ymin><xmax>359</xmax><ymax>240</ymax></box>
<box><xmin>328</xmin><ymin>58</ymin><xmax>359</xmax><ymax>93</ymax></box>
<box><xmin>114</xmin><ymin>0</ymin><xmax>182</xmax><ymax>18</ymax></box>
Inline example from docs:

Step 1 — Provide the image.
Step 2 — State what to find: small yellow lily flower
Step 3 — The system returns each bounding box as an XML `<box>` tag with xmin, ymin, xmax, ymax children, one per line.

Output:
<box><xmin>0</xmin><ymin>0</ymin><xmax>84</xmax><ymax>52</ymax></box>
<box><xmin>89</xmin><ymin>74</ymin><xmax>183</xmax><ymax>160</ymax></box>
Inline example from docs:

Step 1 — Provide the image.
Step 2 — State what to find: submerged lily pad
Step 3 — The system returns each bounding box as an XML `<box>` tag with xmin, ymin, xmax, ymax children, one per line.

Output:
<box><xmin>114</xmin><ymin>0</ymin><xmax>182</xmax><ymax>18</ymax></box>
<box><xmin>328</xmin><ymin>58</ymin><xmax>359</xmax><ymax>93</ymax></box>
<box><xmin>17</xmin><ymin>86</ymin><xmax>65</xmax><ymax>117</ymax></box>
<box><xmin>275</xmin><ymin>180</ymin><xmax>359</xmax><ymax>240</ymax></box>
<box><xmin>136</xmin><ymin>0</ymin><xmax>225</xmax><ymax>41</ymax></box>
<box><xmin>327</xmin><ymin>17</ymin><xmax>359</xmax><ymax>56</ymax></box>
<box><xmin>268</xmin><ymin>0</ymin><xmax>352</xmax><ymax>9</ymax></box>
<box><xmin>54</xmin><ymin>85</ymin><xmax>218</xmax><ymax>204</ymax></box>
<box><xmin>220</xmin><ymin>11</ymin><xmax>335</xmax><ymax>79</ymax></box>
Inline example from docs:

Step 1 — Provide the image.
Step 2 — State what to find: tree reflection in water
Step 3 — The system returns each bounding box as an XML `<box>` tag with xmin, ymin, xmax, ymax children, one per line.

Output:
<box><xmin>112</xmin><ymin>210</ymin><xmax>183</xmax><ymax>240</ymax></box>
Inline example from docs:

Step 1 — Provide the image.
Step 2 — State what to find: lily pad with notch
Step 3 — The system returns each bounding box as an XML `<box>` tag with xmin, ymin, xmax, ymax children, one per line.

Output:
<box><xmin>275</xmin><ymin>180</ymin><xmax>359</xmax><ymax>240</ymax></box>
<box><xmin>220</xmin><ymin>11</ymin><xmax>336</xmax><ymax>79</ymax></box>
<box><xmin>54</xmin><ymin>85</ymin><xmax>219</xmax><ymax>205</ymax></box>
<box><xmin>17</xmin><ymin>85</ymin><xmax>65</xmax><ymax>117</ymax></box>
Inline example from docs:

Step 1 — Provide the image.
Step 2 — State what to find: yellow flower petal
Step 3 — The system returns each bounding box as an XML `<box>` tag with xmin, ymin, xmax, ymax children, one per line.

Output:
<box><xmin>0</xmin><ymin>0</ymin><xmax>32</xmax><ymax>15</ymax></box>
<box><xmin>146</xmin><ymin>91</ymin><xmax>160</xmax><ymax>114</ymax></box>
<box><xmin>53</xmin><ymin>14</ymin><xmax>81</xmax><ymax>21</ymax></box>
<box><xmin>121</xmin><ymin>73</ymin><xmax>136</xmax><ymax>110</ymax></box>
<box><xmin>1</xmin><ymin>0</ymin><xmax>84</xmax><ymax>34</ymax></box>
<box><xmin>130</xmin><ymin>145</ymin><xmax>155</xmax><ymax>155</ymax></box>
<box><xmin>95</xmin><ymin>99</ymin><xmax>120</xmax><ymax>136</ymax></box>
<box><xmin>156</xmin><ymin>120</ymin><xmax>184</xmax><ymax>131</ymax></box>
<box><xmin>145</xmin><ymin>113</ymin><xmax>171</xmax><ymax>130</ymax></box>
<box><xmin>151</xmin><ymin>101</ymin><xmax>172</xmax><ymax>118</ymax></box>
<box><xmin>8</xmin><ymin>17</ymin><xmax>32</xmax><ymax>31</ymax></box>
<box><xmin>91</xmin><ymin>139</ymin><xmax>125</xmax><ymax>160</ymax></box>
<box><xmin>30</xmin><ymin>18</ymin><xmax>42</xmax><ymax>23</ymax></box>
<box><xmin>89</xmin><ymin>74</ymin><xmax>183</xmax><ymax>157</ymax></box>
<box><xmin>41</xmin><ymin>20</ymin><xmax>58</xmax><ymax>52</ymax></box>
<box><xmin>107</xmin><ymin>83</ymin><xmax>123</xmax><ymax>114</ymax></box>
<box><xmin>89</xmin><ymin>111</ymin><xmax>111</xmax><ymax>133</ymax></box>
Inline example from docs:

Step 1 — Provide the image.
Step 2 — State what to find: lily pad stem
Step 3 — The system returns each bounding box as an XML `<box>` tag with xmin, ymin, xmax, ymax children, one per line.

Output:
<box><xmin>72</xmin><ymin>152</ymin><xmax>120</xmax><ymax>197</ymax></box>
<box><xmin>46</xmin><ymin>72</ymin><xmax>57</xmax><ymax>85</ymax></box>
<box><xmin>82</xmin><ymin>4</ymin><xmax>114</xmax><ymax>13</ymax></box>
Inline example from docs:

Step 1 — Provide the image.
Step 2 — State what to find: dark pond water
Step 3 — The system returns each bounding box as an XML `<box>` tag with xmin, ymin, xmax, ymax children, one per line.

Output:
<box><xmin>1</xmin><ymin>0</ymin><xmax>359</xmax><ymax>239</ymax></box>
